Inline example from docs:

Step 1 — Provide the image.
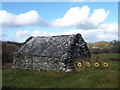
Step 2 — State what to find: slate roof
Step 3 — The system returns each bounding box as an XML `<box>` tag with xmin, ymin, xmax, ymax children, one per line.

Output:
<box><xmin>15</xmin><ymin>33</ymin><xmax>90</xmax><ymax>59</ymax></box>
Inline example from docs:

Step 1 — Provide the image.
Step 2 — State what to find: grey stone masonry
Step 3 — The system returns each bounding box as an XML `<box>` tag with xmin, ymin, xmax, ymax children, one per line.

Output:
<box><xmin>13</xmin><ymin>33</ymin><xmax>91</xmax><ymax>72</ymax></box>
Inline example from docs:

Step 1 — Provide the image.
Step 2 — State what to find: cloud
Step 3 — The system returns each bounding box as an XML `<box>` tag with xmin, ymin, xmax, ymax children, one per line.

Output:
<box><xmin>51</xmin><ymin>5</ymin><xmax>109</xmax><ymax>29</ymax></box>
<box><xmin>61</xmin><ymin>23</ymin><xmax>118</xmax><ymax>42</ymax></box>
<box><xmin>14</xmin><ymin>10</ymin><xmax>40</xmax><ymax>26</ymax></box>
<box><xmin>0</xmin><ymin>10</ymin><xmax>15</xmax><ymax>26</ymax></box>
<box><xmin>13</xmin><ymin>21</ymin><xmax>118</xmax><ymax>42</ymax></box>
<box><xmin>30</xmin><ymin>22</ymin><xmax>118</xmax><ymax>42</ymax></box>
<box><xmin>77</xmin><ymin>9</ymin><xmax>109</xmax><ymax>29</ymax></box>
<box><xmin>52</xmin><ymin>5</ymin><xmax>90</xmax><ymax>28</ymax></box>
<box><xmin>2</xmin><ymin>5</ymin><xmax>117</xmax><ymax>42</ymax></box>
<box><xmin>0</xmin><ymin>10</ymin><xmax>40</xmax><ymax>27</ymax></box>
<box><xmin>0</xmin><ymin>6</ymin><xmax>110</xmax><ymax>30</ymax></box>
<box><xmin>89</xmin><ymin>9</ymin><xmax>109</xmax><ymax>25</ymax></box>
<box><xmin>98</xmin><ymin>23</ymin><xmax>118</xmax><ymax>33</ymax></box>
<box><xmin>31</xmin><ymin>30</ymin><xmax>49</xmax><ymax>36</ymax></box>
<box><xmin>17</xmin><ymin>22</ymin><xmax>117</xmax><ymax>42</ymax></box>
<box><xmin>31</xmin><ymin>30</ymin><xmax>57</xmax><ymax>37</ymax></box>
<box><xmin>14</xmin><ymin>30</ymin><xmax>30</xmax><ymax>38</ymax></box>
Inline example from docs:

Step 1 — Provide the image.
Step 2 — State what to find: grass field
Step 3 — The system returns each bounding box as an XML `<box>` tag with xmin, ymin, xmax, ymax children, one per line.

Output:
<box><xmin>2</xmin><ymin>53</ymin><xmax>120</xmax><ymax>88</ymax></box>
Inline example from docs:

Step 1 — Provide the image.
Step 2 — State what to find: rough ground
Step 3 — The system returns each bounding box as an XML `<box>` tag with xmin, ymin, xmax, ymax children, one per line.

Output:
<box><xmin>2</xmin><ymin>53</ymin><xmax>119</xmax><ymax>88</ymax></box>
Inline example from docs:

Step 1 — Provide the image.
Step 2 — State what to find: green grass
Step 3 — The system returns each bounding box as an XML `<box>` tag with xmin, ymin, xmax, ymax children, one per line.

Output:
<box><xmin>2</xmin><ymin>53</ymin><xmax>120</xmax><ymax>88</ymax></box>
<box><xmin>90</xmin><ymin>53</ymin><xmax>118</xmax><ymax>60</ymax></box>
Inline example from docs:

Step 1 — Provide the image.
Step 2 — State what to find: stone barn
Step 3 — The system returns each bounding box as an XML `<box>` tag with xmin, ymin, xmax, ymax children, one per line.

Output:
<box><xmin>13</xmin><ymin>33</ymin><xmax>91</xmax><ymax>72</ymax></box>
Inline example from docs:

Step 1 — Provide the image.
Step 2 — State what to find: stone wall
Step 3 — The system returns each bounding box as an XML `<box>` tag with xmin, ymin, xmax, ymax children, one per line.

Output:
<box><xmin>13</xmin><ymin>54</ymin><xmax>66</xmax><ymax>72</ymax></box>
<box><xmin>13</xmin><ymin>34</ymin><xmax>91</xmax><ymax>72</ymax></box>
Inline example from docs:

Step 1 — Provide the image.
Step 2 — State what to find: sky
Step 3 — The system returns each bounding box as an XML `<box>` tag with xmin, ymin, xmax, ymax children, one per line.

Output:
<box><xmin>0</xmin><ymin>2</ymin><xmax>118</xmax><ymax>43</ymax></box>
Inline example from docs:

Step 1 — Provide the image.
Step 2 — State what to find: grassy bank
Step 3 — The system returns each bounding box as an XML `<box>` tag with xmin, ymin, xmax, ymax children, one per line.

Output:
<box><xmin>2</xmin><ymin>53</ymin><xmax>119</xmax><ymax>88</ymax></box>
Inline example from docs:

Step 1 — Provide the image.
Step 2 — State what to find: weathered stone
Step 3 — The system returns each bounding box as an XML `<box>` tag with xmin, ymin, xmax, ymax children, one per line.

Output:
<box><xmin>13</xmin><ymin>33</ymin><xmax>91</xmax><ymax>72</ymax></box>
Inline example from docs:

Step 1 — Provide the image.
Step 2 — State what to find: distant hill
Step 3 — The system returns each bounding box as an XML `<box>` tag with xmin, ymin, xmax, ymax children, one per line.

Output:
<box><xmin>2</xmin><ymin>41</ymin><xmax>22</xmax><ymax>63</ymax></box>
<box><xmin>1</xmin><ymin>39</ymin><xmax>119</xmax><ymax>64</ymax></box>
<box><xmin>87</xmin><ymin>40</ymin><xmax>119</xmax><ymax>54</ymax></box>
